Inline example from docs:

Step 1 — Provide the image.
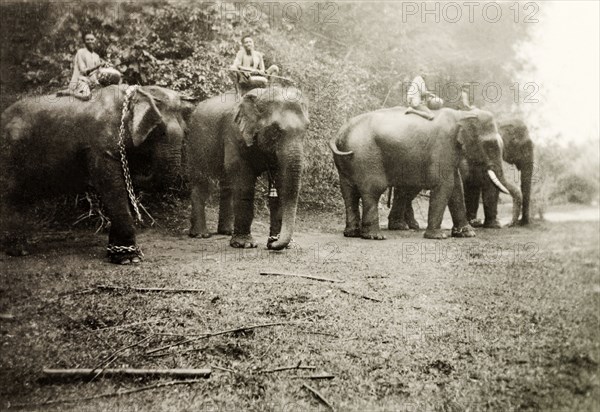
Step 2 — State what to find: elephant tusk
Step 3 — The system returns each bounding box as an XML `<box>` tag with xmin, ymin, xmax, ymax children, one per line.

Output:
<box><xmin>487</xmin><ymin>170</ymin><xmax>510</xmax><ymax>194</ymax></box>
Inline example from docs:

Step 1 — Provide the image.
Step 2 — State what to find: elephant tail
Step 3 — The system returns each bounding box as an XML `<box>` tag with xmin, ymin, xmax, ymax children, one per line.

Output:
<box><xmin>328</xmin><ymin>135</ymin><xmax>353</xmax><ymax>156</ymax></box>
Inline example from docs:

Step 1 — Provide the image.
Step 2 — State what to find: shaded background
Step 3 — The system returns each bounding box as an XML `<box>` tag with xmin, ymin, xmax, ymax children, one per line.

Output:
<box><xmin>1</xmin><ymin>0</ymin><xmax>598</xmax><ymax>214</ymax></box>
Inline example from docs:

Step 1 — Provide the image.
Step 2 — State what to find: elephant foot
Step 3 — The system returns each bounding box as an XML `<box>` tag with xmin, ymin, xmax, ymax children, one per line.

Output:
<box><xmin>388</xmin><ymin>220</ymin><xmax>409</xmax><ymax>230</ymax></box>
<box><xmin>468</xmin><ymin>218</ymin><xmax>483</xmax><ymax>228</ymax></box>
<box><xmin>107</xmin><ymin>244</ymin><xmax>143</xmax><ymax>265</ymax></box>
<box><xmin>451</xmin><ymin>225</ymin><xmax>476</xmax><ymax>238</ymax></box>
<box><xmin>407</xmin><ymin>218</ymin><xmax>420</xmax><ymax>230</ymax></box>
<box><xmin>267</xmin><ymin>234</ymin><xmax>295</xmax><ymax>250</ymax></box>
<box><xmin>361</xmin><ymin>232</ymin><xmax>386</xmax><ymax>240</ymax></box>
<box><xmin>519</xmin><ymin>218</ymin><xmax>530</xmax><ymax>226</ymax></box>
<box><xmin>424</xmin><ymin>229</ymin><xmax>447</xmax><ymax>239</ymax></box>
<box><xmin>217</xmin><ymin>227</ymin><xmax>233</xmax><ymax>236</ymax></box>
<box><xmin>483</xmin><ymin>220</ymin><xmax>502</xmax><ymax>229</ymax></box>
<box><xmin>230</xmin><ymin>234</ymin><xmax>257</xmax><ymax>249</ymax></box>
<box><xmin>189</xmin><ymin>230</ymin><xmax>212</xmax><ymax>239</ymax></box>
<box><xmin>343</xmin><ymin>228</ymin><xmax>361</xmax><ymax>238</ymax></box>
<box><xmin>114</xmin><ymin>256</ymin><xmax>142</xmax><ymax>265</ymax></box>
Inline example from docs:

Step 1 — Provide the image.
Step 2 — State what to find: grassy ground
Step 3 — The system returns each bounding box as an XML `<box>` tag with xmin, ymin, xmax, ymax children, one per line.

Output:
<box><xmin>1</xmin><ymin>204</ymin><xmax>599</xmax><ymax>411</ymax></box>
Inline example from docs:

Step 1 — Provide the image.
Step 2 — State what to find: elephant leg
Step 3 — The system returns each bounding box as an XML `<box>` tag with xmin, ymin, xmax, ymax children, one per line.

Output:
<box><xmin>230</xmin><ymin>167</ymin><xmax>257</xmax><ymax>248</ymax></box>
<box><xmin>361</xmin><ymin>192</ymin><xmax>386</xmax><ymax>240</ymax></box>
<box><xmin>189</xmin><ymin>179</ymin><xmax>211</xmax><ymax>238</ymax></box>
<box><xmin>404</xmin><ymin>187</ymin><xmax>421</xmax><ymax>230</ymax></box>
<box><xmin>217</xmin><ymin>175</ymin><xmax>234</xmax><ymax>235</ymax></box>
<box><xmin>520</xmin><ymin>162</ymin><xmax>533</xmax><ymax>225</ymax></box>
<box><xmin>481</xmin><ymin>177</ymin><xmax>501</xmax><ymax>228</ymax></box>
<box><xmin>424</xmin><ymin>179</ymin><xmax>454</xmax><ymax>239</ymax></box>
<box><xmin>388</xmin><ymin>187</ymin><xmax>408</xmax><ymax>230</ymax></box>
<box><xmin>268</xmin><ymin>195</ymin><xmax>282</xmax><ymax>237</ymax></box>
<box><xmin>389</xmin><ymin>186</ymin><xmax>420</xmax><ymax>230</ymax></box>
<box><xmin>463</xmin><ymin>179</ymin><xmax>481</xmax><ymax>225</ymax></box>
<box><xmin>340</xmin><ymin>178</ymin><xmax>361</xmax><ymax>237</ymax></box>
<box><xmin>448</xmin><ymin>170</ymin><xmax>476</xmax><ymax>237</ymax></box>
<box><xmin>89</xmin><ymin>157</ymin><xmax>140</xmax><ymax>264</ymax></box>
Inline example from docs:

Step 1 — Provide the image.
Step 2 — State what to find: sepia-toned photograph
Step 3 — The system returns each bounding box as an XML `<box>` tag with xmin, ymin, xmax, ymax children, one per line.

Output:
<box><xmin>1</xmin><ymin>1</ymin><xmax>598</xmax><ymax>410</ymax></box>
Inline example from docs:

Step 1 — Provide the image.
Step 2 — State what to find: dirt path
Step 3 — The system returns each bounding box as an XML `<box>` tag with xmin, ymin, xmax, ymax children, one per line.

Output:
<box><xmin>1</xmin><ymin>207</ymin><xmax>599</xmax><ymax>411</ymax></box>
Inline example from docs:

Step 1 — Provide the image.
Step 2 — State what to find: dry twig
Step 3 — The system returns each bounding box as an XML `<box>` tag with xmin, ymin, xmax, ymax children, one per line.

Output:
<box><xmin>96</xmin><ymin>285</ymin><xmax>204</xmax><ymax>294</ymax></box>
<box><xmin>302</xmin><ymin>383</ymin><xmax>335</xmax><ymax>411</ymax></box>
<box><xmin>12</xmin><ymin>378</ymin><xmax>206</xmax><ymax>407</ymax></box>
<box><xmin>42</xmin><ymin>368</ymin><xmax>211</xmax><ymax>380</ymax></box>
<box><xmin>259</xmin><ymin>363</ymin><xmax>316</xmax><ymax>374</ymax></box>
<box><xmin>292</xmin><ymin>373</ymin><xmax>335</xmax><ymax>380</ymax></box>
<box><xmin>259</xmin><ymin>272</ymin><xmax>343</xmax><ymax>283</ymax></box>
<box><xmin>90</xmin><ymin>335</ymin><xmax>153</xmax><ymax>381</ymax></box>
<box><xmin>337</xmin><ymin>288</ymin><xmax>382</xmax><ymax>302</ymax></box>
<box><xmin>146</xmin><ymin>321</ymin><xmax>291</xmax><ymax>355</ymax></box>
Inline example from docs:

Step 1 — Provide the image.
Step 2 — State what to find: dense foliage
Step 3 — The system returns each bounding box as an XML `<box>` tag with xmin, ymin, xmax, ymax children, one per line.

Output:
<box><xmin>1</xmin><ymin>1</ymin><xmax>597</xmax><ymax>216</ymax></box>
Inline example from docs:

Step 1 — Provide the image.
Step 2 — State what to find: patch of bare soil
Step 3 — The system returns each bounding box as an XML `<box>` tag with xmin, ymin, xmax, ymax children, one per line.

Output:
<box><xmin>1</xmin><ymin>206</ymin><xmax>599</xmax><ymax>411</ymax></box>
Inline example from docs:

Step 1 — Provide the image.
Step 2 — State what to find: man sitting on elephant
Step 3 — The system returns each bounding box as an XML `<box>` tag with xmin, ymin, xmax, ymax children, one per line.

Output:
<box><xmin>62</xmin><ymin>31</ymin><xmax>121</xmax><ymax>100</ymax></box>
<box><xmin>230</xmin><ymin>35</ymin><xmax>279</xmax><ymax>95</ymax></box>
<box><xmin>405</xmin><ymin>68</ymin><xmax>443</xmax><ymax>120</ymax></box>
<box><xmin>459</xmin><ymin>83</ymin><xmax>475</xmax><ymax>110</ymax></box>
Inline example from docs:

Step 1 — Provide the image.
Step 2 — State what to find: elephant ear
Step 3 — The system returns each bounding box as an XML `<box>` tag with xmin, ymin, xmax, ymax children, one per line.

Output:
<box><xmin>234</xmin><ymin>91</ymin><xmax>260</xmax><ymax>147</ymax></box>
<box><xmin>456</xmin><ymin>112</ymin><xmax>479</xmax><ymax>146</ymax></box>
<box><xmin>130</xmin><ymin>89</ymin><xmax>164</xmax><ymax>147</ymax></box>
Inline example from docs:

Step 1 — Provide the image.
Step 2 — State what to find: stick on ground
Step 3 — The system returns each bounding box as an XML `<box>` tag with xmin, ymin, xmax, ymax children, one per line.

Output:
<box><xmin>96</xmin><ymin>285</ymin><xmax>204</xmax><ymax>293</ymax></box>
<box><xmin>259</xmin><ymin>272</ymin><xmax>343</xmax><ymax>283</ymax></box>
<box><xmin>146</xmin><ymin>321</ymin><xmax>291</xmax><ymax>355</ymax></box>
<box><xmin>292</xmin><ymin>373</ymin><xmax>335</xmax><ymax>380</ymax></box>
<box><xmin>42</xmin><ymin>368</ymin><xmax>211</xmax><ymax>380</ymax></box>
<box><xmin>259</xmin><ymin>365</ymin><xmax>316</xmax><ymax>374</ymax></box>
<box><xmin>13</xmin><ymin>378</ymin><xmax>206</xmax><ymax>407</ymax></box>
<box><xmin>337</xmin><ymin>288</ymin><xmax>382</xmax><ymax>302</ymax></box>
<box><xmin>90</xmin><ymin>335</ymin><xmax>153</xmax><ymax>381</ymax></box>
<box><xmin>302</xmin><ymin>383</ymin><xmax>335</xmax><ymax>411</ymax></box>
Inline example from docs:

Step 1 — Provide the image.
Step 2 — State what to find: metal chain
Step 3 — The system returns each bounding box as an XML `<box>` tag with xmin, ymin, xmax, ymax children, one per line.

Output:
<box><xmin>107</xmin><ymin>244</ymin><xmax>144</xmax><ymax>257</ymax></box>
<box><xmin>118</xmin><ymin>85</ymin><xmax>143</xmax><ymax>223</ymax></box>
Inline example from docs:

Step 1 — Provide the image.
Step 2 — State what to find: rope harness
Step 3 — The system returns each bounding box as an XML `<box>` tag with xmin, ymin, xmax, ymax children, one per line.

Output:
<box><xmin>118</xmin><ymin>85</ymin><xmax>143</xmax><ymax>223</ymax></box>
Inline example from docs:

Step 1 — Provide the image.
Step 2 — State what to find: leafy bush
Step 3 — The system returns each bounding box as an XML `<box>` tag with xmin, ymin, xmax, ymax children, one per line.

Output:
<box><xmin>554</xmin><ymin>173</ymin><xmax>599</xmax><ymax>204</ymax></box>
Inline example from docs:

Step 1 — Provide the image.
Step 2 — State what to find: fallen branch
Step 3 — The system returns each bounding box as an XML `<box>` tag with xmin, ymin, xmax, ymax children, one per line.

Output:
<box><xmin>210</xmin><ymin>364</ymin><xmax>239</xmax><ymax>374</ymax></box>
<box><xmin>96</xmin><ymin>285</ymin><xmax>204</xmax><ymax>294</ymax></box>
<box><xmin>12</xmin><ymin>378</ymin><xmax>205</xmax><ymax>407</ymax></box>
<box><xmin>146</xmin><ymin>321</ymin><xmax>290</xmax><ymax>355</ymax></box>
<box><xmin>297</xmin><ymin>330</ymin><xmax>339</xmax><ymax>338</ymax></box>
<box><xmin>337</xmin><ymin>288</ymin><xmax>382</xmax><ymax>303</ymax></box>
<box><xmin>302</xmin><ymin>383</ymin><xmax>335</xmax><ymax>411</ymax></box>
<box><xmin>259</xmin><ymin>272</ymin><xmax>343</xmax><ymax>283</ymax></box>
<box><xmin>90</xmin><ymin>335</ymin><xmax>153</xmax><ymax>381</ymax></box>
<box><xmin>259</xmin><ymin>365</ymin><xmax>316</xmax><ymax>374</ymax></box>
<box><xmin>42</xmin><ymin>368</ymin><xmax>211</xmax><ymax>380</ymax></box>
<box><xmin>293</xmin><ymin>373</ymin><xmax>335</xmax><ymax>380</ymax></box>
<box><xmin>93</xmin><ymin>320</ymin><xmax>160</xmax><ymax>332</ymax></box>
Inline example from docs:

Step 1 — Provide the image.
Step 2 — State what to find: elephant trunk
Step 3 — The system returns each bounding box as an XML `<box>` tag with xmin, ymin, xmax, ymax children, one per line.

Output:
<box><xmin>152</xmin><ymin>142</ymin><xmax>182</xmax><ymax>191</ymax></box>
<box><xmin>268</xmin><ymin>143</ymin><xmax>303</xmax><ymax>250</ymax></box>
<box><xmin>488</xmin><ymin>166</ymin><xmax>522</xmax><ymax>225</ymax></box>
<box><xmin>519</xmin><ymin>161</ymin><xmax>533</xmax><ymax>224</ymax></box>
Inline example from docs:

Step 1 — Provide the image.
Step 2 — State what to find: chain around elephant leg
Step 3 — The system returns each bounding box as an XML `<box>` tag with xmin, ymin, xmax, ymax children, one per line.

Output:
<box><xmin>107</xmin><ymin>244</ymin><xmax>143</xmax><ymax>265</ymax></box>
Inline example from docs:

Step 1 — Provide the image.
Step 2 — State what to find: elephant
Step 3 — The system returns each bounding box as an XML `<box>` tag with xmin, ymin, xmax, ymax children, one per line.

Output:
<box><xmin>387</xmin><ymin>119</ymin><xmax>529</xmax><ymax>231</ymax></box>
<box><xmin>186</xmin><ymin>86</ymin><xmax>309</xmax><ymax>250</ymax></box>
<box><xmin>462</xmin><ymin>119</ymin><xmax>533</xmax><ymax>227</ymax></box>
<box><xmin>329</xmin><ymin>107</ymin><xmax>522</xmax><ymax>239</ymax></box>
<box><xmin>0</xmin><ymin>84</ymin><xmax>196</xmax><ymax>263</ymax></box>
